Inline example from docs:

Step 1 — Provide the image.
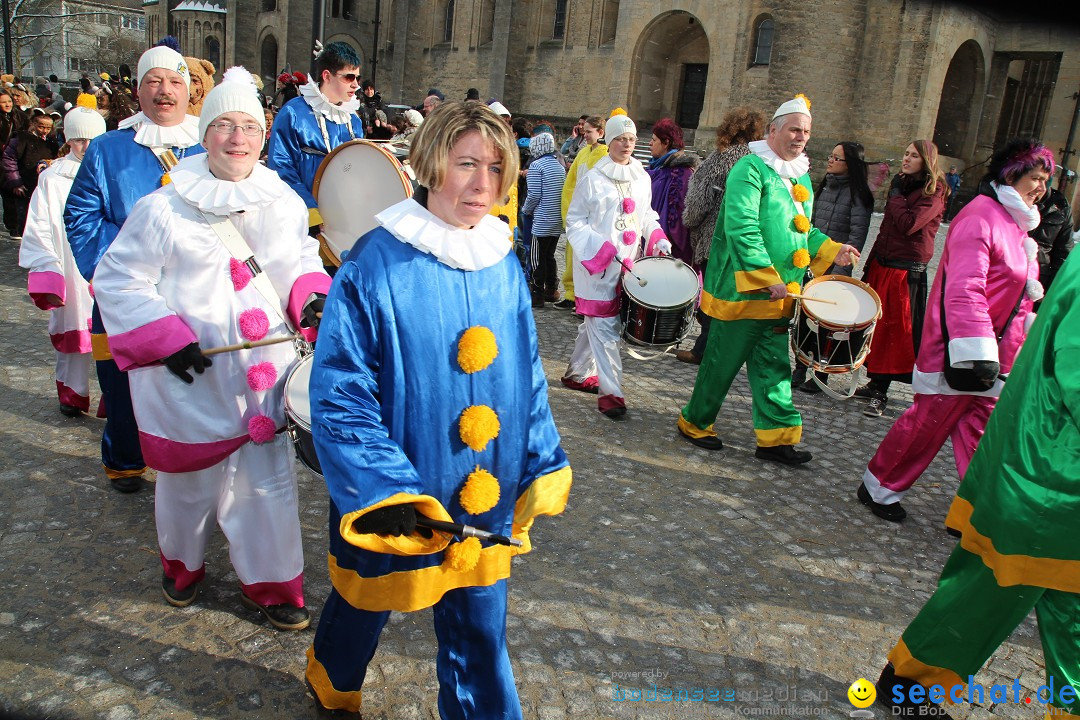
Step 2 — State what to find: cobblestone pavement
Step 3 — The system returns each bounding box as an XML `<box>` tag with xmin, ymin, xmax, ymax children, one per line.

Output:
<box><xmin>0</xmin><ymin>218</ymin><xmax>1047</xmax><ymax>720</ymax></box>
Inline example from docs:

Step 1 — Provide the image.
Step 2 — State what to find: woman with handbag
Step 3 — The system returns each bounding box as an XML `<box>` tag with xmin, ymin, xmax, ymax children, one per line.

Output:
<box><xmin>856</xmin><ymin>138</ymin><xmax>1053</xmax><ymax>523</ymax></box>
<box><xmin>855</xmin><ymin>140</ymin><xmax>948</xmax><ymax>417</ymax></box>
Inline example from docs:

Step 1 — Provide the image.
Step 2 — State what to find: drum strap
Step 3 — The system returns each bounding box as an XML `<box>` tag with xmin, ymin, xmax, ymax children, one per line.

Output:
<box><xmin>314</xmin><ymin>113</ymin><xmax>355</xmax><ymax>155</ymax></box>
<box><xmin>201</xmin><ymin>212</ymin><xmax>297</xmax><ymax>333</ymax></box>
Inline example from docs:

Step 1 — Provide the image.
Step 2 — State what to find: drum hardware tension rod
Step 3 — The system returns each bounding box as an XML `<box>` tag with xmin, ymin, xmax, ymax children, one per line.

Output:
<box><xmin>788</xmin><ymin>293</ymin><xmax>838</xmax><ymax>305</ymax></box>
<box><xmin>415</xmin><ymin>515</ymin><xmax>523</xmax><ymax>548</ymax></box>
<box><xmin>202</xmin><ymin>333</ymin><xmax>303</xmax><ymax>357</ymax></box>
<box><xmin>618</xmin><ymin>257</ymin><xmax>648</xmax><ymax>286</ymax></box>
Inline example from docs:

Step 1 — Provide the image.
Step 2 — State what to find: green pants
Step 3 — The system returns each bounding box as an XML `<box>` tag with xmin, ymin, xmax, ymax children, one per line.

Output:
<box><xmin>680</xmin><ymin>318</ymin><xmax>802</xmax><ymax>447</ymax></box>
<box><xmin>890</xmin><ymin>545</ymin><xmax>1080</xmax><ymax>716</ymax></box>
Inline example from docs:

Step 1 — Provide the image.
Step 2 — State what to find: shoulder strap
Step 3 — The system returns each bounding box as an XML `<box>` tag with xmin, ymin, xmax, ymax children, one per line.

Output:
<box><xmin>201</xmin><ymin>212</ymin><xmax>296</xmax><ymax>332</ymax></box>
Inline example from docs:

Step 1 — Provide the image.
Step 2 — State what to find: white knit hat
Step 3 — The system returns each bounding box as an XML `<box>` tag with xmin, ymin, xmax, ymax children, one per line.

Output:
<box><xmin>403</xmin><ymin>108</ymin><xmax>424</xmax><ymax>128</ymax></box>
<box><xmin>605</xmin><ymin>112</ymin><xmax>636</xmax><ymax>142</ymax></box>
<box><xmin>488</xmin><ymin>101</ymin><xmax>510</xmax><ymax>117</ymax></box>
<box><xmin>198</xmin><ymin>67</ymin><xmax>266</xmax><ymax>141</ymax></box>
<box><xmin>137</xmin><ymin>46</ymin><xmax>191</xmax><ymax>88</ymax></box>
<box><xmin>63</xmin><ymin>106</ymin><xmax>106</xmax><ymax>140</ymax></box>
<box><xmin>772</xmin><ymin>95</ymin><xmax>811</xmax><ymax>121</ymax></box>
<box><xmin>529</xmin><ymin>132</ymin><xmax>555</xmax><ymax>158</ymax></box>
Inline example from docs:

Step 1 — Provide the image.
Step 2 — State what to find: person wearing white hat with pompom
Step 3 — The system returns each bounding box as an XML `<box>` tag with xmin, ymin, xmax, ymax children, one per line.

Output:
<box><xmin>18</xmin><ymin>97</ymin><xmax>106</xmax><ymax>419</ymax></box>
<box><xmin>92</xmin><ymin>66</ymin><xmax>331</xmax><ymax>631</ymax></box>
<box><xmin>64</xmin><ymin>43</ymin><xmax>207</xmax><ymax>494</ymax></box>
<box><xmin>677</xmin><ymin>94</ymin><xmax>862</xmax><ymax>465</ymax></box>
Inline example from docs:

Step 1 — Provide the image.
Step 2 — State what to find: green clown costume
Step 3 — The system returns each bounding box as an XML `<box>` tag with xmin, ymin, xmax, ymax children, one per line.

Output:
<box><xmin>679</xmin><ymin>112</ymin><xmax>841</xmax><ymax>450</ymax></box>
<box><xmin>879</xmin><ymin>249</ymin><xmax>1080</xmax><ymax>718</ymax></box>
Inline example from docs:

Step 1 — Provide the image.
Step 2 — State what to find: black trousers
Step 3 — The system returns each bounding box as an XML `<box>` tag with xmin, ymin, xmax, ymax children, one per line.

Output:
<box><xmin>530</xmin><ymin>234</ymin><xmax>560</xmax><ymax>297</ymax></box>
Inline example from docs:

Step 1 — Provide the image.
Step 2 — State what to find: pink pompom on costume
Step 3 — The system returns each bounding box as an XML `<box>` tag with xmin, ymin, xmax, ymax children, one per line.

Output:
<box><xmin>239</xmin><ymin>308</ymin><xmax>269</xmax><ymax>341</ymax></box>
<box><xmin>246</xmin><ymin>362</ymin><xmax>278</xmax><ymax>392</ymax></box>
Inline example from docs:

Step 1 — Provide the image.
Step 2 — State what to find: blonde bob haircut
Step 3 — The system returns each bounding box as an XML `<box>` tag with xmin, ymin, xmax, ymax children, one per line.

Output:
<box><xmin>409</xmin><ymin>100</ymin><xmax>518</xmax><ymax>202</ymax></box>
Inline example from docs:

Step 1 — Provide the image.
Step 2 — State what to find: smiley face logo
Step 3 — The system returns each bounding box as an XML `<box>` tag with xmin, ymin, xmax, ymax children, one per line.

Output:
<box><xmin>848</xmin><ymin>678</ymin><xmax>876</xmax><ymax>708</ymax></box>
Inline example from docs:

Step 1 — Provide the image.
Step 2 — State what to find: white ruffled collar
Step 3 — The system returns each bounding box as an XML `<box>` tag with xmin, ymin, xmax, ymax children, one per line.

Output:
<box><xmin>990</xmin><ymin>182</ymin><xmax>1041</xmax><ymax>232</ymax></box>
<box><xmin>375</xmin><ymin>198</ymin><xmax>511</xmax><ymax>271</ymax></box>
<box><xmin>749</xmin><ymin>140</ymin><xmax>809</xmax><ymax>179</ymax></box>
<box><xmin>118</xmin><ymin>112</ymin><xmax>202</xmax><ymax>149</ymax></box>
<box><xmin>300</xmin><ymin>76</ymin><xmax>361</xmax><ymax>125</ymax></box>
<box><xmin>593</xmin><ymin>155</ymin><xmax>646</xmax><ymax>182</ymax></box>
<box><xmin>169</xmin><ymin>154</ymin><xmax>287</xmax><ymax>215</ymax></box>
<box><xmin>52</xmin><ymin>155</ymin><xmax>82</xmax><ymax>179</ymax></box>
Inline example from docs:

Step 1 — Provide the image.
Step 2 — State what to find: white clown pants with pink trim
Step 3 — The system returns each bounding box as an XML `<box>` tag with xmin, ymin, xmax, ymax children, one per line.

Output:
<box><xmin>861</xmin><ymin>393</ymin><xmax>996</xmax><ymax>505</ymax></box>
<box><xmin>565</xmin><ymin>315</ymin><xmax>625</xmax><ymax>410</ymax></box>
<box><xmin>156</xmin><ymin>435</ymin><xmax>305</xmax><ymax>608</ymax></box>
<box><xmin>55</xmin><ymin>350</ymin><xmax>91</xmax><ymax>411</ymax></box>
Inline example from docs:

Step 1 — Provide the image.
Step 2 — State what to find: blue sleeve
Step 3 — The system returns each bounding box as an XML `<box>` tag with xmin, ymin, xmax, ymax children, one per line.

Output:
<box><xmin>266</xmin><ymin>106</ymin><xmax>318</xmax><ymax>210</ymax></box>
<box><xmin>65</xmin><ymin>141</ymin><xmax>118</xmax><ymax>281</ymax></box>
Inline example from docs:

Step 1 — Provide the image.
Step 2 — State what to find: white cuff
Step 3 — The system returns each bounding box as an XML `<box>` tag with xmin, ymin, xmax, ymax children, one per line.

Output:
<box><xmin>948</xmin><ymin>336</ymin><xmax>998</xmax><ymax>367</ymax></box>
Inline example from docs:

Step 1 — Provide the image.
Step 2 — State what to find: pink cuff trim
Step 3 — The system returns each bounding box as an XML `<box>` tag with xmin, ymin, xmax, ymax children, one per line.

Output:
<box><xmin>56</xmin><ymin>381</ymin><xmax>90</xmax><ymax>411</ymax></box>
<box><xmin>139</xmin><ymin>430</ymin><xmax>249</xmax><ymax>473</ymax></box>
<box><xmin>161</xmin><ymin>553</ymin><xmax>206</xmax><ymax>593</ymax></box>
<box><xmin>646</xmin><ymin>228</ymin><xmax>667</xmax><ymax>256</ymax></box>
<box><xmin>574</xmin><ymin>295</ymin><xmax>622</xmax><ymax>317</ymax></box>
<box><xmin>28</xmin><ymin>271</ymin><xmax>66</xmax><ymax>309</ymax></box>
<box><xmin>51</xmin><ymin>329</ymin><xmax>92</xmax><ymax>354</ymax></box>
<box><xmin>581</xmin><ymin>241</ymin><xmax>617</xmax><ymax>275</ymax></box>
<box><xmin>109</xmin><ymin>315</ymin><xmax>197</xmax><ymax>371</ymax></box>
<box><xmin>241</xmin><ymin>573</ymin><xmax>305</xmax><ymax>608</ymax></box>
<box><xmin>598</xmin><ymin>394</ymin><xmax>626</xmax><ymax>413</ymax></box>
<box><xmin>288</xmin><ymin>272</ymin><xmax>332</xmax><ymax>342</ymax></box>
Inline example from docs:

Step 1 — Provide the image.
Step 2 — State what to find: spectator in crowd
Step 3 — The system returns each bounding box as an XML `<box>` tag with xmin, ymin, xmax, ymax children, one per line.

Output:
<box><xmin>557</xmin><ymin>114</ymin><xmax>609</xmax><ymax>310</ymax></box>
<box><xmin>523</xmin><ymin>129</ymin><xmax>567</xmax><ymax>307</ymax></box>
<box><xmin>0</xmin><ymin>88</ymin><xmax>28</xmax><ymax>235</ymax></box>
<box><xmin>465</xmin><ymin>87</ymin><xmax>480</xmax><ymax>101</ymax></box>
<box><xmin>1031</xmin><ymin>185</ymin><xmax>1074</xmax><ymax>303</ymax></box>
<box><xmin>646</xmin><ymin>116</ymin><xmax>699</xmax><ymax>267</ymax></box>
<box><xmin>561</xmin><ymin>114</ymin><xmax>589</xmax><ymax>164</ymax></box>
<box><xmin>2</xmin><ymin>108</ymin><xmax>61</xmax><ymax>238</ymax></box>
<box><xmin>945</xmin><ymin>165</ymin><xmax>961</xmax><ymax>219</ymax></box>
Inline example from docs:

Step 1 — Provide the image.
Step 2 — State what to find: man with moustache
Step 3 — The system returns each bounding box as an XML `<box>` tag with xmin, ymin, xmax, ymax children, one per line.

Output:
<box><xmin>66</xmin><ymin>45</ymin><xmax>205</xmax><ymax>493</ymax></box>
<box><xmin>676</xmin><ymin>95</ymin><xmax>860</xmax><ymax>465</ymax></box>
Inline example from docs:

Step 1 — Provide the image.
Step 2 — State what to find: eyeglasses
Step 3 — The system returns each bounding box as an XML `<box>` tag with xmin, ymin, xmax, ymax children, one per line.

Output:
<box><xmin>335</xmin><ymin>72</ymin><xmax>360</xmax><ymax>83</ymax></box>
<box><xmin>827</xmin><ymin>154</ymin><xmax>847</xmax><ymax>163</ymax></box>
<box><xmin>207</xmin><ymin>122</ymin><xmax>263</xmax><ymax>137</ymax></box>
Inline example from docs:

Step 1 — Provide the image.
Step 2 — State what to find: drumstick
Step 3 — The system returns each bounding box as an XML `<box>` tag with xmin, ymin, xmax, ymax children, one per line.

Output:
<box><xmin>415</xmin><ymin>515</ymin><xmax>523</xmax><ymax>547</ymax></box>
<box><xmin>788</xmin><ymin>293</ymin><xmax>838</xmax><ymax>305</ymax></box>
<box><xmin>201</xmin><ymin>333</ymin><xmax>301</xmax><ymax>357</ymax></box>
<box><xmin>618</xmin><ymin>257</ymin><xmax>648</xmax><ymax>287</ymax></box>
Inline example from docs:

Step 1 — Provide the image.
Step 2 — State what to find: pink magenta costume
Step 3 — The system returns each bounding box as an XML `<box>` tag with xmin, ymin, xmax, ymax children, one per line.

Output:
<box><xmin>862</xmin><ymin>193</ymin><xmax>1040</xmax><ymax>504</ymax></box>
<box><xmin>18</xmin><ymin>155</ymin><xmax>94</xmax><ymax>411</ymax></box>
<box><xmin>92</xmin><ymin>154</ymin><xmax>330</xmax><ymax>606</ymax></box>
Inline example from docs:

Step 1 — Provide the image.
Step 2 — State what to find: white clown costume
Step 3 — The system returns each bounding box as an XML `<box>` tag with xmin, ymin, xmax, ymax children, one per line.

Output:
<box><xmin>92</xmin><ymin>70</ymin><xmax>331</xmax><ymax>613</ymax></box>
<box><xmin>562</xmin><ymin>112</ymin><xmax>671</xmax><ymax>416</ymax></box>
<box><xmin>19</xmin><ymin>105</ymin><xmax>105</xmax><ymax>414</ymax></box>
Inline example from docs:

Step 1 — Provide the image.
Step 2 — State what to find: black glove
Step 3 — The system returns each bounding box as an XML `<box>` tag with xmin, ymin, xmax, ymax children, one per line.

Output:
<box><xmin>302</xmin><ymin>294</ymin><xmax>326</xmax><ymax>329</ymax></box>
<box><xmin>352</xmin><ymin>505</ymin><xmax>433</xmax><ymax>538</ymax></box>
<box><xmin>971</xmin><ymin>360</ymin><xmax>1000</xmax><ymax>384</ymax></box>
<box><xmin>163</xmin><ymin>342</ymin><xmax>212</xmax><ymax>384</ymax></box>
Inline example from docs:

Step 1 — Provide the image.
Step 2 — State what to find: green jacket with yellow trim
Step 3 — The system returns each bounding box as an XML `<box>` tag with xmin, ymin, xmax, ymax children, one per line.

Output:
<box><xmin>700</xmin><ymin>153</ymin><xmax>840</xmax><ymax>321</ymax></box>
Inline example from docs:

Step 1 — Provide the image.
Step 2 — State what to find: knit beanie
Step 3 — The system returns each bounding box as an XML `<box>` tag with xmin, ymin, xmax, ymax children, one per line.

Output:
<box><xmin>605</xmin><ymin>109</ymin><xmax>636</xmax><ymax>142</ymax></box>
<box><xmin>137</xmin><ymin>46</ymin><xmax>191</xmax><ymax>87</ymax></box>
<box><xmin>63</xmin><ymin>106</ymin><xmax>106</xmax><ymax>140</ymax></box>
<box><xmin>198</xmin><ymin>67</ymin><xmax>266</xmax><ymax>141</ymax></box>
<box><xmin>772</xmin><ymin>94</ymin><xmax>811</xmax><ymax>121</ymax></box>
<box><xmin>529</xmin><ymin>132</ymin><xmax>555</xmax><ymax>158</ymax></box>
<box><xmin>402</xmin><ymin>108</ymin><xmax>424</xmax><ymax>128</ymax></box>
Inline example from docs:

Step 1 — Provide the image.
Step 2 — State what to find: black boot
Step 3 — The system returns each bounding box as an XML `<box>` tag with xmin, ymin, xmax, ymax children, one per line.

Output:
<box><xmin>876</xmin><ymin>663</ymin><xmax>954</xmax><ymax>719</ymax></box>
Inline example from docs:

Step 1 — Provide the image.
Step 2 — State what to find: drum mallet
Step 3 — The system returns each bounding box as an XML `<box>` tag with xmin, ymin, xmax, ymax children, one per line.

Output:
<box><xmin>787</xmin><ymin>293</ymin><xmax>838</xmax><ymax>305</ymax></box>
<box><xmin>201</xmin><ymin>333</ymin><xmax>302</xmax><ymax>357</ymax></box>
<box><xmin>415</xmin><ymin>515</ymin><xmax>523</xmax><ymax>548</ymax></box>
<box><xmin>618</xmin><ymin>257</ymin><xmax>648</xmax><ymax>286</ymax></box>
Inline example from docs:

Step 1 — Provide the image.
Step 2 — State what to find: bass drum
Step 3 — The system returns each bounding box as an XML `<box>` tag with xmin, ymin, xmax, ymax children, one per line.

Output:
<box><xmin>283</xmin><ymin>354</ymin><xmax>322</xmax><ymax>476</ymax></box>
<box><xmin>313</xmin><ymin>139</ymin><xmax>414</xmax><ymax>266</ymax></box>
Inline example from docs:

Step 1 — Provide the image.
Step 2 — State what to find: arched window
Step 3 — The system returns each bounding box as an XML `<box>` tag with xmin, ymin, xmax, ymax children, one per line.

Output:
<box><xmin>442</xmin><ymin>0</ymin><xmax>454</xmax><ymax>43</ymax></box>
<box><xmin>331</xmin><ymin>0</ymin><xmax>341</xmax><ymax>17</ymax></box>
<box><xmin>205</xmin><ymin>36</ymin><xmax>220</xmax><ymax>71</ymax></box>
<box><xmin>260</xmin><ymin>34</ymin><xmax>278</xmax><ymax>83</ymax></box>
<box><xmin>751</xmin><ymin>16</ymin><xmax>773</xmax><ymax>66</ymax></box>
<box><xmin>600</xmin><ymin>0</ymin><xmax>618</xmax><ymax>44</ymax></box>
<box><xmin>261</xmin><ymin>0</ymin><xmax>275</xmax><ymax>10</ymax></box>
<box><xmin>478</xmin><ymin>0</ymin><xmax>494</xmax><ymax>44</ymax></box>
<box><xmin>552</xmin><ymin>0</ymin><xmax>567</xmax><ymax>39</ymax></box>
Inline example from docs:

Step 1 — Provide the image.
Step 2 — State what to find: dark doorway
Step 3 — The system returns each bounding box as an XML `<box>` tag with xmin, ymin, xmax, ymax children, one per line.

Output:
<box><xmin>678</xmin><ymin>64</ymin><xmax>708</xmax><ymax>129</ymax></box>
<box><xmin>993</xmin><ymin>54</ymin><xmax>1061</xmax><ymax>147</ymax></box>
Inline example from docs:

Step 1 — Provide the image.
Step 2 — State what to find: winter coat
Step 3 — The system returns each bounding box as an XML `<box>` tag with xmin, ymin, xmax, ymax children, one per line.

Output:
<box><xmin>1031</xmin><ymin>188</ymin><xmax>1074</xmax><ymax>291</ymax></box>
<box><xmin>869</xmin><ymin>174</ymin><xmax>946</xmax><ymax>265</ymax></box>
<box><xmin>682</xmin><ymin>144</ymin><xmax>751</xmax><ymax>266</ymax></box>
<box><xmin>0</xmin><ymin>108</ymin><xmax>27</xmax><ymax>147</ymax></box>
<box><xmin>2</xmin><ymin>131</ymin><xmax>59</xmax><ymax>193</ymax></box>
<box><xmin>811</xmin><ymin>173</ymin><xmax>871</xmax><ymax>251</ymax></box>
<box><xmin>647</xmin><ymin>150</ymin><xmax>699</xmax><ymax>267</ymax></box>
<box><xmin>523</xmin><ymin>153</ymin><xmax>566</xmax><ymax>237</ymax></box>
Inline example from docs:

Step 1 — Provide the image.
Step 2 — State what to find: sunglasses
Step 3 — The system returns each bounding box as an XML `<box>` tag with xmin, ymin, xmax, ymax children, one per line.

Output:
<box><xmin>335</xmin><ymin>72</ymin><xmax>360</xmax><ymax>83</ymax></box>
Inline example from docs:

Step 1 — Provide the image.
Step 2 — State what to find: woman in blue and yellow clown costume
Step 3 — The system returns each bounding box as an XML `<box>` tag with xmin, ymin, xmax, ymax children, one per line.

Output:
<box><xmin>305</xmin><ymin>101</ymin><xmax>573</xmax><ymax>719</ymax></box>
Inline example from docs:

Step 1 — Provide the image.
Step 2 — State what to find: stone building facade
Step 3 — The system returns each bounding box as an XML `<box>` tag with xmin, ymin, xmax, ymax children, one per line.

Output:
<box><xmin>143</xmin><ymin>0</ymin><xmax>1079</xmax><ymax>195</ymax></box>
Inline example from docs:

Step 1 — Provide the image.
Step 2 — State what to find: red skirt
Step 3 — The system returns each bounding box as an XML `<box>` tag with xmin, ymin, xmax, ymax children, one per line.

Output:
<box><xmin>864</xmin><ymin>261</ymin><xmax>916</xmax><ymax>376</ymax></box>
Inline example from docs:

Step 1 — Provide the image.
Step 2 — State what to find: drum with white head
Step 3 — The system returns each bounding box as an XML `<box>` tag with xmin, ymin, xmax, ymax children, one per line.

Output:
<box><xmin>620</xmin><ymin>256</ymin><xmax>701</xmax><ymax>350</ymax></box>
<box><xmin>791</xmin><ymin>275</ymin><xmax>881</xmax><ymax>380</ymax></box>
<box><xmin>313</xmin><ymin>139</ymin><xmax>414</xmax><ymax>266</ymax></box>
<box><xmin>283</xmin><ymin>354</ymin><xmax>322</xmax><ymax>476</ymax></box>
